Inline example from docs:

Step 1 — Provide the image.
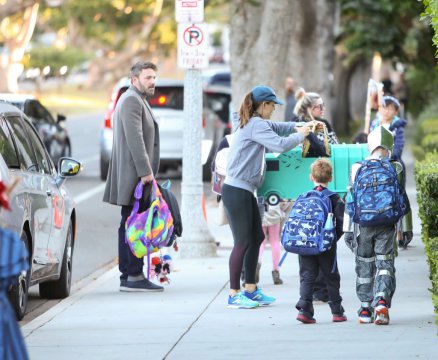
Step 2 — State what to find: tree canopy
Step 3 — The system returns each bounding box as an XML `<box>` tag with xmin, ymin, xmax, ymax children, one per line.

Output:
<box><xmin>422</xmin><ymin>0</ymin><xmax>438</xmax><ymax>57</ymax></box>
<box><xmin>339</xmin><ymin>0</ymin><xmax>437</xmax><ymax>117</ymax></box>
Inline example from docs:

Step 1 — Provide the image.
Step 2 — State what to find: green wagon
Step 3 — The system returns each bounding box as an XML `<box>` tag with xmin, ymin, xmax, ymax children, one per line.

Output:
<box><xmin>258</xmin><ymin>143</ymin><xmax>369</xmax><ymax>205</ymax></box>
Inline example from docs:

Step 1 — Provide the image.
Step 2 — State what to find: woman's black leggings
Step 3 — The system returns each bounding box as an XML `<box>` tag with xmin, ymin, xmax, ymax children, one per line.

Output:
<box><xmin>221</xmin><ymin>184</ymin><xmax>265</xmax><ymax>290</ymax></box>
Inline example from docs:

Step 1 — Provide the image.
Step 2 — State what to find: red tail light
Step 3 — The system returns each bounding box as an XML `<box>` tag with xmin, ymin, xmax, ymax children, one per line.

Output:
<box><xmin>149</xmin><ymin>95</ymin><xmax>167</xmax><ymax>106</ymax></box>
<box><xmin>202</xmin><ymin>116</ymin><xmax>206</xmax><ymax>128</ymax></box>
<box><xmin>158</xmin><ymin>95</ymin><xmax>167</xmax><ymax>105</ymax></box>
<box><xmin>104</xmin><ymin>87</ymin><xmax>127</xmax><ymax>129</ymax></box>
<box><xmin>104</xmin><ymin>110</ymin><xmax>112</xmax><ymax>128</ymax></box>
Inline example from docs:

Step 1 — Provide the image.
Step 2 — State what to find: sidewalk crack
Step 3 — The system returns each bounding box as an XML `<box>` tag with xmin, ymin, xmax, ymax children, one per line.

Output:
<box><xmin>163</xmin><ymin>280</ymin><xmax>229</xmax><ymax>359</ymax></box>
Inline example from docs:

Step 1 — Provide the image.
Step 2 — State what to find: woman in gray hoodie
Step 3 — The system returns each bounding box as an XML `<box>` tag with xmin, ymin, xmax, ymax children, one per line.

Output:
<box><xmin>222</xmin><ymin>85</ymin><xmax>316</xmax><ymax>309</ymax></box>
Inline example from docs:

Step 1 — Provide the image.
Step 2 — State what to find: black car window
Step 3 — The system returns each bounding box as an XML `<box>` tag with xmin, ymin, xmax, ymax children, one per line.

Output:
<box><xmin>24</xmin><ymin>100</ymin><xmax>39</xmax><ymax>121</ymax></box>
<box><xmin>148</xmin><ymin>86</ymin><xmax>184</xmax><ymax>110</ymax></box>
<box><xmin>23</xmin><ymin>120</ymin><xmax>52</xmax><ymax>174</ymax></box>
<box><xmin>34</xmin><ymin>101</ymin><xmax>55</xmax><ymax>125</ymax></box>
<box><xmin>5</xmin><ymin>116</ymin><xmax>36</xmax><ymax>171</ymax></box>
<box><xmin>0</xmin><ymin>117</ymin><xmax>20</xmax><ymax>169</ymax></box>
<box><xmin>26</xmin><ymin>100</ymin><xmax>55</xmax><ymax>125</ymax></box>
<box><xmin>205</xmin><ymin>92</ymin><xmax>231</xmax><ymax>124</ymax></box>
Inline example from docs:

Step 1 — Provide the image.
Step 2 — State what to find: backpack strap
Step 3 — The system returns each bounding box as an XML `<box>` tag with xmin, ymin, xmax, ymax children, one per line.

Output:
<box><xmin>320</xmin><ymin>188</ymin><xmax>335</xmax><ymax>200</ymax></box>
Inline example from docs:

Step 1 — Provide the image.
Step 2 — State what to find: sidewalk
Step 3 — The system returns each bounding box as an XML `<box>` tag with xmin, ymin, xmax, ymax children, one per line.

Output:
<box><xmin>23</xmin><ymin>160</ymin><xmax>437</xmax><ymax>359</ymax></box>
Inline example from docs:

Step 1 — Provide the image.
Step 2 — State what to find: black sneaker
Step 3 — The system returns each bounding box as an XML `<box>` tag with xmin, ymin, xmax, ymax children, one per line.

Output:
<box><xmin>120</xmin><ymin>279</ymin><xmax>128</xmax><ymax>289</ymax></box>
<box><xmin>120</xmin><ymin>278</ymin><xmax>164</xmax><ymax>292</ymax></box>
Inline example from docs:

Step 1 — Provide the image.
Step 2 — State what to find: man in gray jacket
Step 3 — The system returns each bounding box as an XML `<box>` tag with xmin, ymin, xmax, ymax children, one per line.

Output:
<box><xmin>103</xmin><ymin>61</ymin><xmax>163</xmax><ymax>292</ymax></box>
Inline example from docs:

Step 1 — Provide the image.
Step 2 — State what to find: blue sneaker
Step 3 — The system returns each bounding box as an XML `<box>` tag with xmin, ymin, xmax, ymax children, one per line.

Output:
<box><xmin>227</xmin><ymin>292</ymin><xmax>259</xmax><ymax>309</ymax></box>
<box><xmin>243</xmin><ymin>288</ymin><xmax>276</xmax><ymax>306</ymax></box>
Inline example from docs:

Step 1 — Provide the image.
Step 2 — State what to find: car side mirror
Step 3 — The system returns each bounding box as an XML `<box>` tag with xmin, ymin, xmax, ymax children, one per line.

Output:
<box><xmin>57</xmin><ymin>114</ymin><xmax>66</xmax><ymax>123</ymax></box>
<box><xmin>58</xmin><ymin>157</ymin><xmax>81</xmax><ymax>177</ymax></box>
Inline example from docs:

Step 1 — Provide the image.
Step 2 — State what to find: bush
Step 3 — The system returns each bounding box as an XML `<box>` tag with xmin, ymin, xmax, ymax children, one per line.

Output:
<box><xmin>413</xmin><ymin>118</ymin><xmax>438</xmax><ymax>160</ymax></box>
<box><xmin>415</xmin><ymin>152</ymin><xmax>438</xmax><ymax>325</ymax></box>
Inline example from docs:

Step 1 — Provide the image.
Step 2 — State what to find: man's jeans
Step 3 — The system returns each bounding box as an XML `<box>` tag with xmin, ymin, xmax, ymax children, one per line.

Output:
<box><xmin>118</xmin><ymin>205</ymin><xmax>144</xmax><ymax>280</ymax></box>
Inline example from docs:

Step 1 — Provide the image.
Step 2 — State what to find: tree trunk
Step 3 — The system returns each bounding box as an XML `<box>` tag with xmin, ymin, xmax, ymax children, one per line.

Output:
<box><xmin>230</xmin><ymin>0</ymin><xmax>336</xmax><ymax>122</ymax></box>
<box><xmin>332</xmin><ymin>53</ymin><xmax>371</xmax><ymax>136</ymax></box>
<box><xmin>0</xmin><ymin>3</ymin><xmax>39</xmax><ymax>92</ymax></box>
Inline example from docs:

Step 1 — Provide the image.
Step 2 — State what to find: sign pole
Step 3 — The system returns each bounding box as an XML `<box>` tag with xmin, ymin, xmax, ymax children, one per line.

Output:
<box><xmin>176</xmin><ymin>0</ymin><xmax>216</xmax><ymax>258</ymax></box>
<box><xmin>180</xmin><ymin>69</ymin><xmax>216</xmax><ymax>258</ymax></box>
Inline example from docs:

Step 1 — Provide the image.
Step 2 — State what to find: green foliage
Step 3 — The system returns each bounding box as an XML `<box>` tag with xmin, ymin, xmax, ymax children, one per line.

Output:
<box><xmin>25</xmin><ymin>46</ymin><xmax>90</xmax><ymax>75</ymax></box>
<box><xmin>339</xmin><ymin>0</ymin><xmax>438</xmax><ymax>118</ymax></box>
<box><xmin>40</xmin><ymin>0</ymin><xmax>176</xmax><ymax>53</ymax></box>
<box><xmin>415</xmin><ymin>152</ymin><xmax>438</xmax><ymax>324</ymax></box>
<box><xmin>422</xmin><ymin>0</ymin><xmax>438</xmax><ymax>57</ymax></box>
<box><xmin>339</xmin><ymin>0</ymin><xmax>426</xmax><ymax>64</ymax></box>
<box><xmin>412</xmin><ymin>117</ymin><xmax>438</xmax><ymax>160</ymax></box>
<box><xmin>211</xmin><ymin>30</ymin><xmax>223</xmax><ymax>47</ymax></box>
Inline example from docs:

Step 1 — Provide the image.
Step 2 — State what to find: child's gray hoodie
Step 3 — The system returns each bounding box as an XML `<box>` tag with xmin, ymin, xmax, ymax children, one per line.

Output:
<box><xmin>225</xmin><ymin>114</ymin><xmax>304</xmax><ymax>193</ymax></box>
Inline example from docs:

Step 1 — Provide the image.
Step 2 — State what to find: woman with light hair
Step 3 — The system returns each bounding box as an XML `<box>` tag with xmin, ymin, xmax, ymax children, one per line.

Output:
<box><xmin>294</xmin><ymin>88</ymin><xmax>339</xmax><ymax>157</ymax></box>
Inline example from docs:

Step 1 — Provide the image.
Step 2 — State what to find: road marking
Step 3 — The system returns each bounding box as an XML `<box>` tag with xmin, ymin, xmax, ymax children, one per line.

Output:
<box><xmin>74</xmin><ymin>183</ymin><xmax>106</xmax><ymax>204</ymax></box>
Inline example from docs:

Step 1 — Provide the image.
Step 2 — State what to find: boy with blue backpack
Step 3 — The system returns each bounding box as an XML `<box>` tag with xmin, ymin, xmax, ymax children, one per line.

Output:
<box><xmin>282</xmin><ymin>158</ymin><xmax>347</xmax><ymax>324</ymax></box>
<box><xmin>344</xmin><ymin>125</ymin><xmax>411</xmax><ymax>325</ymax></box>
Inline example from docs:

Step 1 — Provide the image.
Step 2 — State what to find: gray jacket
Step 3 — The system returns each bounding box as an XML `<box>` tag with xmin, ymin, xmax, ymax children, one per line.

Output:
<box><xmin>103</xmin><ymin>85</ymin><xmax>160</xmax><ymax>206</ymax></box>
<box><xmin>225</xmin><ymin>116</ymin><xmax>304</xmax><ymax>193</ymax></box>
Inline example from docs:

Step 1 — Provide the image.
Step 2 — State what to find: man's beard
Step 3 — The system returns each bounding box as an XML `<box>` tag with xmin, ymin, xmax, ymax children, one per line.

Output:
<box><xmin>139</xmin><ymin>83</ymin><xmax>155</xmax><ymax>97</ymax></box>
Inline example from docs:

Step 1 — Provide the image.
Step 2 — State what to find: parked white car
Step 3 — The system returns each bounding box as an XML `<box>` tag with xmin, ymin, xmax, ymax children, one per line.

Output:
<box><xmin>99</xmin><ymin>78</ymin><xmax>226</xmax><ymax>181</ymax></box>
<box><xmin>0</xmin><ymin>101</ymin><xmax>81</xmax><ymax>319</ymax></box>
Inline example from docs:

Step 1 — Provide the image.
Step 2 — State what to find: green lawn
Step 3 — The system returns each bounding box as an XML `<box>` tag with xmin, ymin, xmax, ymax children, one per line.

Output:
<box><xmin>37</xmin><ymin>85</ymin><xmax>109</xmax><ymax>116</ymax></box>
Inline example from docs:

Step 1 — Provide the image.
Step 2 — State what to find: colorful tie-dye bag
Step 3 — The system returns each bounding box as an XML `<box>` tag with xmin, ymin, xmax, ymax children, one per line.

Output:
<box><xmin>125</xmin><ymin>180</ymin><xmax>174</xmax><ymax>263</ymax></box>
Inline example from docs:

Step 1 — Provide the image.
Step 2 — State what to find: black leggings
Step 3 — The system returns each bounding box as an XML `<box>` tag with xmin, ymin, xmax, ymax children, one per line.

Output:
<box><xmin>221</xmin><ymin>184</ymin><xmax>265</xmax><ymax>290</ymax></box>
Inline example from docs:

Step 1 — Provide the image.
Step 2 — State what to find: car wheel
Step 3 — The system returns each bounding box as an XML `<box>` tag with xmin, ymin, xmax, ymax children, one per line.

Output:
<box><xmin>100</xmin><ymin>158</ymin><xmax>109</xmax><ymax>181</ymax></box>
<box><xmin>267</xmin><ymin>193</ymin><xmax>280</xmax><ymax>206</ymax></box>
<box><xmin>39</xmin><ymin>221</ymin><xmax>73</xmax><ymax>299</ymax></box>
<box><xmin>8</xmin><ymin>230</ymin><xmax>31</xmax><ymax>321</ymax></box>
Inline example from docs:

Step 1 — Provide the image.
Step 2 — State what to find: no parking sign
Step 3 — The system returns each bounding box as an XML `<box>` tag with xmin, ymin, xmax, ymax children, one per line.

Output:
<box><xmin>177</xmin><ymin>23</ymin><xmax>209</xmax><ymax>69</ymax></box>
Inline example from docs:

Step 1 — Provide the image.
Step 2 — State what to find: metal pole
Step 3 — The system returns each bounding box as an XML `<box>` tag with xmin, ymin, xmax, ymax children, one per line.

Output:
<box><xmin>180</xmin><ymin>69</ymin><xmax>217</xmax><ymax>258</ymax></box>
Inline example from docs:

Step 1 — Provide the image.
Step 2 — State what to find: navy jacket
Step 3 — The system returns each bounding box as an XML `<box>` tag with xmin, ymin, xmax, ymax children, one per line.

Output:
<box><xmin>389</xmin><ymin>118</ymin><xmax>407</xmax><ymax>162</ymax></box>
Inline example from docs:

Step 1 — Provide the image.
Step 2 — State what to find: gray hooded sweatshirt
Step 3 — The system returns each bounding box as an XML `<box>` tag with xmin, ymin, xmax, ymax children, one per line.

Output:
<box><xmin>225</xmin><ymin>114</ymin><xmax>304</xmax><ymax>193</ymax></box>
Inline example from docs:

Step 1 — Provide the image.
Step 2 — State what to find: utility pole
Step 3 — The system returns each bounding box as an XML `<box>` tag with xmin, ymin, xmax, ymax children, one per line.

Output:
<box><xmin>176</xmin><ymin>0</ymin><xmax>217</xmax><ymax>257</ymax></box>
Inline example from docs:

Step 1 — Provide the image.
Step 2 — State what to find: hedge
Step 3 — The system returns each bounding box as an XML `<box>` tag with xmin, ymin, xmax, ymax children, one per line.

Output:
<box><xmin>413</xmin><ymin>118</ymin><xmax>438</xmax><ymax>160</ymax></box>
<box><xmin>415</xmin><ymin>152</ymin><xmax>438</xmax><ymax>325</ymax></box>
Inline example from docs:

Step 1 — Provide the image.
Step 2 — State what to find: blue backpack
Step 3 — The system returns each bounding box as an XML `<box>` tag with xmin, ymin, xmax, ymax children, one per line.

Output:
<box><xmin>281</xmin><ymin>189</ymin><xmax>336</xmax><ymax>256</ymax></box>
<box><xmin>348</xmin><ymin>158</ymin><xmax>405</xmax><ymax>227</ymax></box>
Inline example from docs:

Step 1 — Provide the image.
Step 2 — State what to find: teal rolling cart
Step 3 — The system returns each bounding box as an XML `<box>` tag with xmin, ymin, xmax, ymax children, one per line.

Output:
<box><xmin>258</xmin><ymin>143</ymin><xmax>369</xmax><ymax>205</ymax></box>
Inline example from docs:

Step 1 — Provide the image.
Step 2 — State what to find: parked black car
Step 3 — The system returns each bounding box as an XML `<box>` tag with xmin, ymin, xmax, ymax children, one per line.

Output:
<box><xmin>0</xmin><ymin>94</ymin><xmax>71</xmax><ymax>165</ymax></box>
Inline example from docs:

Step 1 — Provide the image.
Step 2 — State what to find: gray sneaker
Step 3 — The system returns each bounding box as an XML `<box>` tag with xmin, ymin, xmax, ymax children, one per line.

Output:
<box><xmin>120</xmin><ymin>278</ymin><xmax>164</xmax><ymax>292</ymax></box>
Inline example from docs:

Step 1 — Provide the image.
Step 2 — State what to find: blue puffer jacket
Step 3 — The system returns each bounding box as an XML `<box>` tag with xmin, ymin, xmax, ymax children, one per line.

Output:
<box><xmin>389</xmin><ymin>118</ymin><xmax>407</xmax><ymax>161</ymax></box>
